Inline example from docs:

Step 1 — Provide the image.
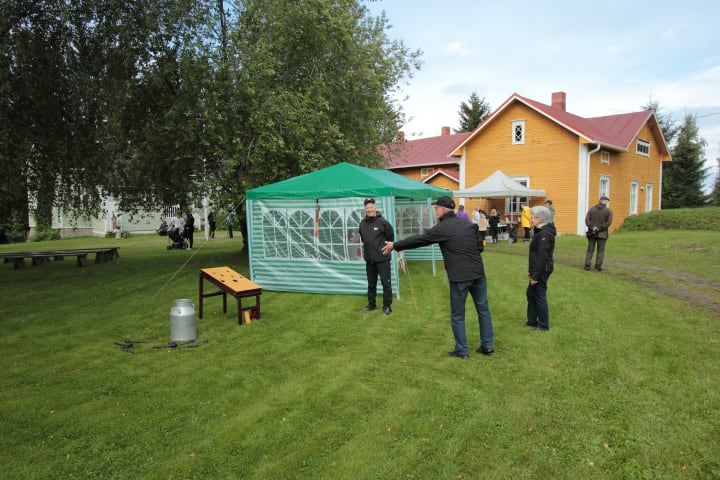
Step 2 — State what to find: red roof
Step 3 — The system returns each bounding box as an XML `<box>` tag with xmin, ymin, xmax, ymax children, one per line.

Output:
<box><xmin>450</xmin><ymin>93</ymin><xmax>669</xmax><ymax>157</ymax></box>
<box><xmin>382</xmin><ymin>132</ymin><xmax>472</xmax><ymax>169</ymax></box>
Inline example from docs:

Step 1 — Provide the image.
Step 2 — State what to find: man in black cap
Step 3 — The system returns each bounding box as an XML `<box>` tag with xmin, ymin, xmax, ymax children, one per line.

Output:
<box><xmin>382</xmin><ymin>195</ymin><xmax>494</xmax><ymax>359</ymax></box>
<box><xmin>358</xmin><ymin>198</ymin><xmax>395</xmax><ymax>315</ymax></box>
<box><xmin>584</xmin><ymin>195</ymin><xmax>613</xmax><ymax>271</ymax></box>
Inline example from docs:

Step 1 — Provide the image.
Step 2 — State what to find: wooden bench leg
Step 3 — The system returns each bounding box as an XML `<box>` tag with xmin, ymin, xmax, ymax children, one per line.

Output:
<box><xmin>76</xmin><ymin>255</ymin><xmax>88</xmax><ymax>267</ymax></box>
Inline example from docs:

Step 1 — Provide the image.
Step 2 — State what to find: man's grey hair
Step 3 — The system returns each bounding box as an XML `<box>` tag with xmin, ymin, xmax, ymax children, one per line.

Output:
<box><xmin>530</xmin><ymin>206</ymin><xmax>551</xmax><ymax>223</ymax></box>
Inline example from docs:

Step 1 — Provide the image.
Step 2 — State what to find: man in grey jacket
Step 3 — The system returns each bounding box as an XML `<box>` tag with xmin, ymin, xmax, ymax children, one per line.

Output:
<box><xmin>358</xmin><ymin>198</ymin><xmax>395</xmax><ymax>315</ymax></box>
<box><xmin>584</xmin><ymin>195</ymin><xmax>613</xmax><ymax>271</ymax></box>
<box><xmin>382</xmin><ymin>196</ymin><xmax>494</xmax><ymax>359</ymax></box>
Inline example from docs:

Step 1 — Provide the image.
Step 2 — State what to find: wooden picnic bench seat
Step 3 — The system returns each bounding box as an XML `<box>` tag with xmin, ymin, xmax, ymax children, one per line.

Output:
<box><xmin>0</xmin><ymin>247</ymin><xmax>120</xmax><ymax>269</ymax></box>
<box><xmin>199</xmin><ymin>266</ymin><xmax>262</xmax><ymax>325</ymax></box>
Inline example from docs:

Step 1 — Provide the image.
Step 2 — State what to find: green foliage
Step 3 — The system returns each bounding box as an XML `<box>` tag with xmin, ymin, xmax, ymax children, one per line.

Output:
<box><xmin>709</xmin><ymin>160</ymin><xmax>720</xmax><ymax>206</ymax></box>
<box><xmin>1</xmin><ymin>233</ymin><xmax>719</xmax><ymax>478</ymax></box>
<box><xmin>619</xmin><ymin>206</ymin><xmax>720</xmax><ymax>231</ymax></box>
<box><xmin>662</xmin><ymin>114</ymin><xmax>708</xmax><ymax>208</ymax></box>
<box><xmin>455</xmin><ymin>91</ymin><xmax>492</xmax><ymax>133</ymax></box>
<box><xmin>31</xmin><ymin>228</ymin><xmax>61</xmax><ymax>242</ymax></box>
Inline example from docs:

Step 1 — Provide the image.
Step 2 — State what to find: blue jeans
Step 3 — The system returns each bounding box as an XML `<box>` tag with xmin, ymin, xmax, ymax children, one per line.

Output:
<box><xmin>526</xmin><ymin>272</ymin><xmax>551</xmax><ymax>330</ymax></box>
<box><xmin>449</xmin><ymin>277</ymin><xmax>494</xmax><ymax>355</ymax></box>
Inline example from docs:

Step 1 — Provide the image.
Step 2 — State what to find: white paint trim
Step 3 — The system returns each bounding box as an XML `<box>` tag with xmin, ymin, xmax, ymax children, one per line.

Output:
<box><xmin>577</xmin><ymin>144</ymin><xmax>591</xmax><ymax>235</ymax></box>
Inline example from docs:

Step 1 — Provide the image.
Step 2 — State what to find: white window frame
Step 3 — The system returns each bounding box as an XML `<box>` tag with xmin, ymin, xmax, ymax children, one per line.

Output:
<box><xmin>599</xmin><ymin>176</ymin><xmax>610</xmax><ymax>199</ymax></box>
<box><xmin>600</xmin><ymin>151</ymin><xmax>610</xmax><ymax>165</ymax></box>
<box><xmin>420</xmin><ymin>167</ymin><xmax>433</xmax><ymax>178</ymax></box>
<box><xmin>636</xmin><ymin>139</ymin><xmax>650</xmax><ymax>157</ymax></box>
<box><xmin>645</xmin><ymin>183</ymin><xmax>654</xmax><ymax>212</ymax></box>
<box><xmin>512</xmin><ymin>120</ymin><xmax>525</xmax><ymax>145</ymax></box>
<box><xmin>505</xmin><ymin>176</ymin><xmax>530</xmax><ymax>215</ymax></box>
<box><xmin>630</xmin><ymin>181</ymin><xmax>639</xmax><ymax>215</ymax></box>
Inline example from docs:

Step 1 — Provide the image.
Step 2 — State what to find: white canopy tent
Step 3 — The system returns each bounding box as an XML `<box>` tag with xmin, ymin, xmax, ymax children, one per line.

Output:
<box><xmin>453</xmin><ymin>170</ymin><xmax>546</xmax><ymax>222</ymax></box>
<box><xmin>454</xmin><ymin>170</ymin><xmax>546</xmax><ymax>198</ymax></box>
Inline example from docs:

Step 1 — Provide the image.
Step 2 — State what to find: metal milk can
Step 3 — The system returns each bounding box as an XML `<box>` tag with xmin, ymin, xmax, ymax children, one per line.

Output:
<box><xmin>170</xmin><ymin>299</ymin><xmax>196</xmax><ymax>342</ymax></box>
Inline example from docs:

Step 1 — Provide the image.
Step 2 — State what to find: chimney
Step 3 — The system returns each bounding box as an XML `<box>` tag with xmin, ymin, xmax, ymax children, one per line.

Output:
<box><xmin>551</xmin><ymin>92</ymin><xmax>566</xmax><ymax>111</ymax></box>
<box><xmin>395</xmin><ymin>131</ymin><xmax>405</xmax><ymax>143</ymax></box>
<box><xmin>441</xmin><ymin>126</ymin><xmax>451</xmax><ymax>136</ymax></box>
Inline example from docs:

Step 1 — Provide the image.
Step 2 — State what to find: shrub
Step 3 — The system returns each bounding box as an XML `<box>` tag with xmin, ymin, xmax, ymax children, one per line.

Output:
<box><xmin>31</xmin><ymin>229</ymin><xmax>61</xmax><ymax>242</ymax></box>
<box><xmin>620</xmin><ymin>206</ymin><xmax>720</xmax><ymax>231</ymax></box>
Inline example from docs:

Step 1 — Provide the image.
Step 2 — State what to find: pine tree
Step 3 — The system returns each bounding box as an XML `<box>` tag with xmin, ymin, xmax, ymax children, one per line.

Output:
<box><xmin>662</xmin><ymin>114</ymin><xmax>708</xmax><ymax>208</ymax></box>
<box><xmin>708</xmin><ymin>156</ymin><xmax>720</xmax><ymax>206</ymax></box>
<box><xmin>455</xmin><ymin>92</ymin><xmax>492</xmax><ymax>133</ymax></box>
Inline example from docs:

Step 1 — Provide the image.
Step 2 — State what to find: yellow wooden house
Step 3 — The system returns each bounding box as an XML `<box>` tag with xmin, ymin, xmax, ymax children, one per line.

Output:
<box><xmin>385</xmin><ymin>92</ymin><xmax>671</xmax><ymax>235</ymax></box>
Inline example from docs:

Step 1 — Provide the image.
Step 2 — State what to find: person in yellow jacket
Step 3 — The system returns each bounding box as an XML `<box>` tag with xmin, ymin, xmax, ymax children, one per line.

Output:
<box><xmin>520</xmin><ymin>202</ymin><xmax>531</xmax><ymax>242</ymax></box>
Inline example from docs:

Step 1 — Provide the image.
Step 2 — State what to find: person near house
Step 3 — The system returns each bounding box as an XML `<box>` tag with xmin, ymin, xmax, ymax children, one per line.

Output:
<box><xmin>208</xmin><ymin>207</ymin><xmax>216</xmax><ymax>239</ymax></box>
<box><xmin>184</xmin><ymin>210</ymin><xmax>195</xmax><ymax>249</ymax></box>
<box><xmin>477</xmin><ymin>210</ymin><xmax>488</xmax><ymax>244</ymax></box>
<box><xmin>156</xmin><ymin>218</ymin><xmax>169</xmax><ymax>236</ymax></box>
<box><xmin>456</xmin><ymin>204</ymin><xmax>470</xmax><ymax>221</ymax></box>
<box><xmin>584</xmin><ymin>195</ymin><xmax>613</xmax><ymax>271</ymax></box>
<box><xmin>226</xmin><ymin>212</ymin><xmax>235</xmax><ymax>238</ymax></box>
<box><xmin>488</xmin><ymin>208</ymin><xmax>500</xmax><ymax>244</ymax></box>
<box><xmin>382</xmin><ymin>196</ymin><xmax>494</xmax><ymax>359</ymax></box>
<box><xmin>471</xmin><ymin>206</ymin><xmax>480</xmax><ymax>225</ymax></box>
<box><xmin>520</xmin><ymin>202</ymin><xmax>531</xmax><ymax>241</ymax></box>
<box><xmin>525</xmin><ymin>206</ymin><xmax>556</xmax><ymax>331</ymax></box>
<box><xmin>544</xmin><ymin>199</ymin><xmax>555</xmax><ymax>223</ymax></box>
<box><xmin>358</xmin><ymin>198</ymin><xmax>394</xmax><ymax>316</ymax></box>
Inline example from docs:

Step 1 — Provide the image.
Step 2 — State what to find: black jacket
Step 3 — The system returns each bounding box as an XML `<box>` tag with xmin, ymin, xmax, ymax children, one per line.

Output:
<box><xmin>528</xmin><ymin>222</ymin><xmax>555</xmax><ymax>281</ymax></box>
<box><xmin>359</xmin><ymin>214</ymin><xmax>394</xmax><ymax>263</ymax></box>
<box><xmin>393</xmin><ymin>211</ymin><xmax>486</xmax><ymax>283</ymax></box>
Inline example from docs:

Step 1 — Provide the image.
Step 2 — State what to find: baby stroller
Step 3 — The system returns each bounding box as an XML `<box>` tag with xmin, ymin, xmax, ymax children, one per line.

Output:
<box><xmin>167</xmin><ymin>227</ymin><xmax>188</xmax><ymax>250</ymax></box>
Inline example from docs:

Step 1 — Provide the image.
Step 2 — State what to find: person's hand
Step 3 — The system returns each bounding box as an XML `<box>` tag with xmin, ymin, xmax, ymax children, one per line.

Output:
<box><xmin>529</xmin><ymin>278</ymin><xmax>537</xmax><ymax>285</ymax></box>
<box><xmin>382</xmin><ymin>241</ymin><xmax>394</xmax><ymax>255</ymax></box>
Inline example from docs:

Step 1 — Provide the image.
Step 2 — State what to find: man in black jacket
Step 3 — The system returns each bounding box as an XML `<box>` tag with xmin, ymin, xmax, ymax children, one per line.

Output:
<box><xmin>358</xmin><ymin>198</ymin><xmax>395</xmax><ymax>315</ymax></box>
<box><xmin>382</xmin><ymin>196</ymin><xmax>495</xmax><ymax>359</ymax></box>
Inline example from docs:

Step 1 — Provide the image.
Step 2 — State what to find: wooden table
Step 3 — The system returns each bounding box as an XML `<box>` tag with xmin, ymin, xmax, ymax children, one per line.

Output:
<box><xmin>199</xmin><ymin>267</ymin><xmax>262</xmax><ymax>325</ymax></box>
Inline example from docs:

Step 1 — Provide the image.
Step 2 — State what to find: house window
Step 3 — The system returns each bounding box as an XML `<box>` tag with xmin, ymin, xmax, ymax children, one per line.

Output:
<box><xmin>636</xmin><ymin>139</ymin><xmax>650</xmax><ymax>157</ymax></box>
<box><xmin>630</xmin><ymin>181</ymin><xmax>639</xmax><ymax>215</ymax></box>
<box><xmin>645</xmin><ymin>183</ymin><xmax>653</xmax><ymax>212</ymax></box>
<box><xmin>512</xmin><ymin>120</ymin><xmax>525</xmax><ymax>145</ymax></box>
<box><xmin>599</xmin><ymin>176</ymin><xmax>610</xmax><ymax>199</ymax></box>
<box><xmin>420</xmin><ymin>168</ymin><xmax>433</xmax><ymax>178</ymax></box>
<box><xmin>601</xmin><ymin>151</ymin><xmax>610</xmax><ymax>165</ymax></box>
<box><xmin>506</xmin><ymin>177</ymin><xmax>530</xmax><ymax>215</ymax></box>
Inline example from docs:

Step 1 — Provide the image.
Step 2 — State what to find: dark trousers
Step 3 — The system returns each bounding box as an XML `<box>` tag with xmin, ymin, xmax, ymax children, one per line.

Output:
<box><xmin>523</xmin><ymin>226</ymin><xmax>531</xmax><ymax>240</ymax></box>
<box><xmin>489</xmin><ymin>226</ymin><xmax>498</xmax><ymax>243</ymax></box>
<box><xmin>585</xmin><ymin>237</ymin><xmax>607</xmax><ymax>269</ymax></box>
<box><xmin>184</xmin><ymin>227</ymin><xmax>194</xmax><ymax>248</ymax></box>
<box><xmin>366</xmin><ymin>260</ymin><xmax>392</xmax><ymax>308</ymax></box>
<box><xmin>526</xmin><ymin>272</ymin><xmax>551</xmax><ymax>330</ymax></box>
<box><xmin>209</xmin><ymin>222</ymin><xmax>216</xmax><ymax>238</ymax></box>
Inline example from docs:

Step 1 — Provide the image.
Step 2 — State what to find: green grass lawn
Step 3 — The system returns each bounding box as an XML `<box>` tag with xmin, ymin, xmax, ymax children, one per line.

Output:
<box><xmin>1</xmin><ymin>231</ymin><xmax>718</xmax><ymax>479</ymax></box>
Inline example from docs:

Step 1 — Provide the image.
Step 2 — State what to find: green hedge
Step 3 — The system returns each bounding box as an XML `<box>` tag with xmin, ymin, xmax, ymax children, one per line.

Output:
<box><xmin>620</xmin><ymin>206</ymin><xmax>720</xmax><ymax>231</ymax></box>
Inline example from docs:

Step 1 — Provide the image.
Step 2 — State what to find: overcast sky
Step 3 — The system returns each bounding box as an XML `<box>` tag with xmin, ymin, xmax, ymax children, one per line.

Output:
<box><xmin>366</xmin><ymin>0</ymin><xmax>720</xmax><ymax>190</ymax></box>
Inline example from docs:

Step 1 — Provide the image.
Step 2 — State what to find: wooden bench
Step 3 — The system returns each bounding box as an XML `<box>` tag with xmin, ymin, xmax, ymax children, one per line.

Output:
<box><xmin>0</xmin><ymin>247</ymin><xmax>120</xmax><ymax>269</ymax></box>
<box><xmin>199</xmin><ymin>266</ymin><xmax>262</xmax><ymax>325</ymax></box>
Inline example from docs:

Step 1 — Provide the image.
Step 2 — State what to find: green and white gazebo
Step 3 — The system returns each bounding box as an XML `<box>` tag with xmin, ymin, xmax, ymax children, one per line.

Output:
<box><xmin>245</xmin><ymin>162</ymin><xmax>448</xmax><ymax>297</ymax></box>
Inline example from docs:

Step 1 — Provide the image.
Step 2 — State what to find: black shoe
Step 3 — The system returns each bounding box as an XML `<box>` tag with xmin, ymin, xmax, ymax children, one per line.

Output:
<box><xmin>476</xmin><ymin>346</ymin><xmax>494</xmax><ymax>355</ymax></box>
<box><xmin>447</xmin><ymin>351</ymin><xmax>469</xmax><ymax>359</ymax></box>
<box><xmin>533</xmin><ymin>326</ymin><xmax>549</xmax><ymax>331</ymax></box>
<box><xmin>362</xmin><ymin>305</ymin><xmax>376</xmax><ymax>312</ymax></box>
<box><xmin>584</xmin><ymin>265</ymin><xmax>590</xmax><ymax>271</ymax></box>
<box><xmin>382</xmin><ymin>306</ymin><xmax>392</xmax><ymax>316</ymax></box>
<box><xmin>523</xmin><ymin>322</ymin><xmax>538</xmax><ymax>327</ymax></box>
<box><xmin>595</xmin><ymin>267</ymin><xmax>602</xmax><ymax>272</ymax></box>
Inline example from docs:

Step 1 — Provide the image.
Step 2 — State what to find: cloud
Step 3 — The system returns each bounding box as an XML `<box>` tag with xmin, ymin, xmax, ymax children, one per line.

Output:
<box><xmin>444</xmin><ymin>41</ymin><xmax>472</xmax><ymax>57</ymax></box>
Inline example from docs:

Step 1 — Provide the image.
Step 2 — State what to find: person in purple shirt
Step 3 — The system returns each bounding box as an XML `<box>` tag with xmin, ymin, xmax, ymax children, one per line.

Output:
<box><xmin>456</xmin><ymin>204</ymin><xmax>470</xmax><ymax>221</ymax></box>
